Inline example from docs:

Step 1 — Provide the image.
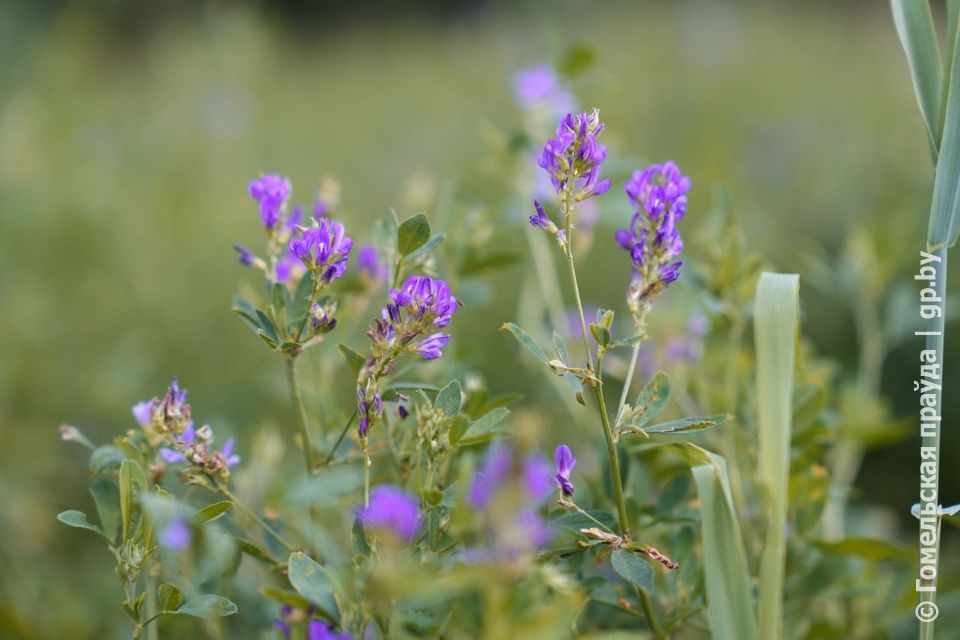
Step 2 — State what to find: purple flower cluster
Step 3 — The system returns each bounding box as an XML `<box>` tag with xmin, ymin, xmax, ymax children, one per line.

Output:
<box><xmin>356</xmin><ymin>485</ymin><xmax>420</xmax><ymax>541</ymax></box>
<box><xmin>357</xmin><ymin>244</ymin><xmax>387</xmax><ymax>282</ymax></box>
<box><xmin>248</xmin><ymin>174</ymin><xmax>291</xmax><ymax>230</ymax></box>
<box><xmin>158</xmin><ymin>518</ymin><xmax>191</xmax><ymax>551</ymax></box>
<box><xmin>357</xmin><ymin>276</ymin><xmax>460</xmax><ymax>438</ymax></box>
<box><xmin>133</xmin><ymin>378</ymin><xmax>240</xmax><ymax>483</ymax></box>
<box><xmin>537</xmin><ymin>109</ymin><xmax>610</xmax><ymax>200</ymax></box>
<box><xmin>289</xmin><ymin>217</ymin><xmax>354</xmax><ymax>283</ymax></box>
<box><xmin>614</xmin><ymin>162</ymin><xmax>691</xmax><ymax>319</ymax></box>
<box><xmin>275</xmin><ymin>608</ymin><xmax>352</xmax><ymax>640</ymax></box>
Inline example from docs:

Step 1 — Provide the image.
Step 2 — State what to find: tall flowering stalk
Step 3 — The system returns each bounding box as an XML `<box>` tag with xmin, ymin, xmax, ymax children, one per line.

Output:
<box><xmin>356</xmin><ymin>276</ymin><xmax>460</xmax><ymax>504</ymax></box>
<box><xmin>237</xmin><ymin>174</ymin><xmax>354</xmax><ymax>474</ymax></box>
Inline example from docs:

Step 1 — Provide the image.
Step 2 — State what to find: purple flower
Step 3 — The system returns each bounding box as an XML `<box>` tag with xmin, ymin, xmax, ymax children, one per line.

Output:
<box><xmin>159</xmin><ymin>421</ymin><xmax>195</xmax><ymax>464</ymax></box>
<box><xmin>234</xmin><ymin>245</ymin><xmax>254</xmax><ymax>266</ymax></box>
<box><xmin>513</xmin><ymin>66</ymin><xmax>575</xmax><ymax>115</ymax></box>
<box><xmin>308</xmin><ymin>620</ymin><xmax>352</xmax><ymax>640</ymax></box>
<box><xmin>220</xmin><ymin>437</ymin><xmax>241</xmax><ymax>468</ymax></box>
<box><xmin>286</xmin><ymin>206</ymin><xmax>303</xmax><ymax>232</ymax></box>
<box><xmin>389</xmin><ymin>276</ymin><xmax>460</xmax><ymax>328</ymax></box>
<box><xmin>523</xmin><ymin>453</ymin><xmax>554</xmax><ymax>503</ymax></box>
<box><xmin>617</xmin><ymin>162</ymin><xmax>691</xmax><ymax>312</ymax></box>
<box><xmin>357</xmin><ymin>486</ymin><xmax>420</xmax><ymax>540</ymax></box>
<box><xmin>516</xmin><ymin>509</ymin><xmax>551</xmax><ymax>547</ymax></box>
<box><xmin>313</xmin><ymin>199</ymin><xmax>328</xmax><ymax>220</ymax></box>
<box><xmin>357</xmin><ymin>388</ymin><xmax>382</xmax><ymax>439</ymax></box>
<box><xmin>132</xmin><ymin>400</ymin><xmax>154</xmax><ymax>427</ymax></box>
<box><xmin>537</xmin><ymin>110</ymin><xmax>610</xmax><ymax>200</ymax></box>
<box><xmin>415</xmin><ymin>333</ymin><xmax>451</xmax><ymax>360</ymax></box>
<box><xmin>469</xmin><ymin>445</ymin><xmax>513</xmax><ymax>509</ymax></box>
<box><xmin>357</xmin><ymin>244</ymin><xmax>387</xmax><ymax>281</ymax></box>
<box><xmin>554</xmin><ymin>444</ymin><xmax>576</xmax><ymax>497</ymax></box>
<box><xmin>248</xmin><ymin>174</ymin><xmax>291</xmax><ymax>230</ymax></box>
<box><xmin>529</xmin><ymin>199</ymin><xmax>550</xmax><ymax>229</ymax></box>
<box><xmin>289</xmin><ymin>218</ymin><xmax>354</xmax><ymax>282</ymax></box>
<box><xmin>159</xmin><ymin>518</ymin><xmax>191</xmax><ymax>550</ymax></box>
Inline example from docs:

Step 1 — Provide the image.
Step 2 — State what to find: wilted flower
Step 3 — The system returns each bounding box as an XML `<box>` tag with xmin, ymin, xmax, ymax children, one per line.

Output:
<box><xmin>554</xmin><ymin>445</ymin><xmax>576</xmax><ymax>497</ymax></box>
<box><xmin>248</xmin><ymin>174</ymin><xmax>291</xmax><ymax>230</ymax></box>
<box><xmin>289</xmin><ymin>218</ymin><xmax>354</xmax><ymax>283</ymax></box>
<box><xmin>616</xmin><ymin>161</ymin><xmax>691</xmax><ymax>324</ymax></box>
<box><xmin>158</xmin><ymin>518</ymin><xmax>190</xmax><ymax>550</ymax></box>
<box><xmin>357</xmin><ymin>485</ymin><xmax>420</xmax><ymax>540</ymax></box>
<box><xmin>538</xmin><ymin>109</ymin><xmax>610</xmax><ymax>201</ymax></box>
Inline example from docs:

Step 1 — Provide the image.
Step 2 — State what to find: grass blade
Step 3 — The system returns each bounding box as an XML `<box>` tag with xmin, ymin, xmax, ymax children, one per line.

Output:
<box><xmin>929</xmin><ymin>11</ymin><xmax>960</xmax><ymax>249</ymax></box>
<box><xmin>681</xmin><ymin>444</ymin><xmax>758</xmax><ymax>640</ymax></box>
<box><xmin>755</xmin><ymin>272</ymin><xmax>799</xmax><ymax>640</ymax></box>
<box><xmin>891</xmin><ymin>0</ymin><xmax>943</xmax><ymax>153</ymax></box>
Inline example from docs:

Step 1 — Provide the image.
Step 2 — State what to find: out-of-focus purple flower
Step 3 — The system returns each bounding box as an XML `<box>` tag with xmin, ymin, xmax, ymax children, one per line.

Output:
<box><xmin>513</xmin><ymin>65</ymin><xmax>575</xmax><ymax>116</ymax></box>
<box><xmin>308</xmin><ymin>620</ymin><xmax>352</xmax><ymax>640</ymax></box>
<box><xmin>220</xmin><ymin>437</ymin><xmax>241</xmax><ymax>468</ymax></box>
<box><xmin>578</xmin><ymin>199</ymin><xmax>600</xmax><ymax>230</ymax></box>
<box><xmin>286</xmin><ymin>206</ymin><xmax>303</xmax><ymax>232</ymax></box>
<box><xmin>415</xmin><ymin>333</ymin><xmax>450</xmax><ymax>360</ymax></box>
<box><xmin>159</xmin><ymin>518</ymin><xmax>191</xmax><ymax>550</ymax></box>
<box><xmin>290</xmin><ymin>218</ymin><xmax>354</xmax><ymax>282</ymax></box>
<box><xmin>537</xmin><ymin>109</ymin><xmax>610</xmax><ymax>200</ymax></box>
<box><xmin>248</xmin><ymin>174</ymin><xmax>291</xmax><ymax>230</ymax></box>
<box><xmin>313</xmin><ymin>200</ymin><xmax>328</xmax><ymax>220</ymax></box>
<box><xmin>616</xmin><ymin>161</ymin><xmax>691</xmax><ymax>318</ymax></box>
<box><xmin>469</xmin><ymin>445</ymin><xmax>513</xmax><ymax>509</ymax></box>
<box><xmin>357</xmin><ymin>486</ymin><xmax>420</xmax><ymax>541</ymax></box>
<box><xmin>688</xmin><ymin>313</ymin><xmax>708</xmax><ymax>338</ymax></box>
<box><xmin>234</xmin><ymin>245</ymin><xmax>255</xmax><ymax>266</ymax></box>
<box><xmin>357</xmin><ymin>244</ymin><xmax>387</xmax><ymax>281</ymax></box>
<box><xmin>516</xmin><ymin>509</ymin><xmax>552</xmax><ymax>547</ymax></box>
<box><xmin>523</xmin><ymin>453</ymin><xmax>554</xmax><ymax>503</ymax></box>
<box><xmin>554</xmin><ymin>444</ymin><xmax>576</xmax><ymax>497</ymax></box>
<box><xmin>132</xmin><ymin>400</ymin><xmax>154</xmax><ymax>427</ymax></box>
<box><xmin>566</xmin><ymin>306</ymin><xmax>599</xmax><ymax>340</ymax></box>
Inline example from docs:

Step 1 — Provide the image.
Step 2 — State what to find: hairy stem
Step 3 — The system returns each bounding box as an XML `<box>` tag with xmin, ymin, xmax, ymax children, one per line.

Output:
<box><xmin>285</xmin><ymin>357</ymin><xmax>314</xmax><ymax>474</ymax></box>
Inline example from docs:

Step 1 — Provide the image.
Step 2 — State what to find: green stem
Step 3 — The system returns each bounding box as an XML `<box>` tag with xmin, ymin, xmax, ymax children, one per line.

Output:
<box><xmin>285</xmin><ymin>357</ymin><xmax>314</xmax><ymax>474</ymax></box>
<box><xmin>617</xmin><ymin>341</ymin><xmax>642</xmax><ymax>420</ymax></box>
<box><xmin>219</xmin><ymin>485</ymin><xmax>296</xmax><ymax>552</ymax></box>
<box><xmin>144</xmin><ymin>573</ymin><xmax>158</xmax><ymax>640</ymax></box>
<box><xmin>323</xmin><ymin>409</ymin><xmax>357</xmax><ymax>465</ymax></box>
<box><xmin>637</xmin><ymin>586</ymin><xmax>667</xmax><ymax>639</ymax></box>
<box><xmin>363</xmin><ymin>444</ymin><xmax>371</xmax><ymax>507</ymax></box>
<box><xmin>561</xmin><ymin>184</ymin><xmax>630</xmax><ymax>538</ymax></box>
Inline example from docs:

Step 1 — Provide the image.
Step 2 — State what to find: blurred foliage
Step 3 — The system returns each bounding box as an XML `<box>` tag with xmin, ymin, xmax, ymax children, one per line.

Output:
<box><xmin>2</xmin><ymin>0</ymin><xmax>959</xmax><ymax>638</ymax></box>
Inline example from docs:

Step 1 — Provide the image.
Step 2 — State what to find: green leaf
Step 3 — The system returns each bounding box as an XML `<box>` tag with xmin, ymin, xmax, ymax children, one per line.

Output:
<box><xmin>231</xmin><ymin>296</ymin><xmax>260</xmax><ymax>331</ymax></box>
<box><xmin>434</xmin><ymin>380</ymin><xmax>462</xmax><ymax>417</ymax></box>
<box><xmin>261</xmin><ymin>587</ymin><xmax>313</xmax><ymax>609</ymax></box>
<box><xmin>90</xmin><ymin>478</ymin><xmax>121</xmax><ymax>543</ymax></box>
<box><xmin>610</xmin><ymin>550</ymin><xmax>653</xmax><ymax>591</ymax></box>
<box><xmin>553</xmin><ymin>331</ymin><xmax>570</xmax><ymax>364</ymax></box>
<box><xmin>175</xmin><ymin>595</ymin><xmax>238</xmax><ymax>618</ymax></box>
<box><xmin>57</xmin><ymin>510</ymin><xmax>109</xmax><ymax>540</ymax></box>
<box><xmin>589</xmin><ymin>323</ymin><xmax>610</xmax><ymax>347</ymax></box>
<box><xmin>119</xmin><ymin>459</ymin><xmax>147</xmax><ymax>542</ymax></box>
<box><xmin>500</xmin><ymin>322</ymin><xmax>549</xmax><ymax>364</ymax></box>
<box><xmin>928</xmin><ymin>14</ymin><xmax>960</xmax><ymax>248</ymax></box>
<box><xmin>891</xmin><ymin>0</ymin><xmax>943</xmax><ymax>153</ymax></box>
<box><xmin>459</xmin><ymin>407</ymin><xmax>510</xmax><ymax>445</ymax></box>
<box><xmin>628</xmin><ymin>372</ymin><xmax>671</xmax><ymax>427</ymax></box>
<box><xmin>338</xmin><ymin>344</ymin><xmax>367</xmax><ymax>373</ymax></box>
<box><xmin>236</xmin><ymin>538</ymin><xmax>277</xmax><ymax>564</ymax></box>
<box><xmin>351</xmin><ymin>518</ymin><xmax>372</xmax><ymax>558</ymax></box>
<box><xmin>290</xmin><ymin>270</ymin><xmax>315</xmax><ymax>321</ymax></box>
<box><xmin>158</xmin><ymin>583</ymin><xmax>183</xmax><ymax>612</ymax></box>
<box><xmin>642</xmin><ymin>414</ymin><xmax>728</xmax><ymax>435</ymax></box>
<box><xmin>812</xmin><ymin>537</ymin><xmax>912</xmax><ymax>563</ymax></box>
<box><xmin>288</xmin><ymin>552</ymin><xmax>341</xmax><ymax>623</ymax></box>
<box><xmin>89</xmin><ymin>444</ymin><xmax>125</xmax><ymax>475</ymax></box>
<box><xmin>755</xmin><ymin>272</ymin><xmax>798</xmax><ymax>640</ymax></box>
<box><xmin>687</xmin><ymin>445</ymin><xmax>758</xmax><ymax>640</ymax></box>
<box><xmin>405</xmin><ymin>234</ymin><xmax>445</xmax><ymax>261</ymax></box>
<box><xmin>272</xmin><ymin>281</ymin><xmax>290</xmax><ymax>313</ymax></box>
<box><xmin>194</xmin><ymin>500</ymin><xmax>233</xmax><ymax>524</ymax></box>
<box><xmin>255</xmin><ymin>310</ymin><xmax>280</xmax><ymax>345</ymax></box>
<box><xmin>396</xmin><ymin>213</ymin><xmax>431</xmax><ymax>256</ymax></box>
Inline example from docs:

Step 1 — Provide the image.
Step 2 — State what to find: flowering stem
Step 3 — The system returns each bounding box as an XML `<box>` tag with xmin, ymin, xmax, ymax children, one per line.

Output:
<box><xmin>562</xmin><ymin>185</ymin><xmax>631</xmax><ymax>539</ymax></box>
<box><xmin>285</xmin><ymin>357</ymin><xmax>314</xmax><ymax>474</ymax></box>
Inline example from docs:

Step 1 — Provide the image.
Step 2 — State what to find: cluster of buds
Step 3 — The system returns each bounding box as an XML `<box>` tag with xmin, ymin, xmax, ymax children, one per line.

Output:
<box><xmin>357</xmin><ymin>276</ymin><xmax>460</xmax><ymax>439</ymax></box>
<box><xmin>414</xmin><ymin>402</ymin><xmax>453</xmax><ymax>466</ymax></box>
<box><xmin>132</xmin><ymin>378</ymin><xmax>240</xmax><ymax>485</ymax></box>
<box><xmin>614</xmin><ymin>161</ymin><xmax>690</xmax><ymax>326</ymax></box>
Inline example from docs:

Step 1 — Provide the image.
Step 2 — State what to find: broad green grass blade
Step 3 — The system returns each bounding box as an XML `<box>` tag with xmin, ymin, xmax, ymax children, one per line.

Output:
<box><xmin>930</xmin><ymin>12</ymin><xmax>960</xmax><ymax>249</ymax></box>
<box><xmin>684</xmin><ymin>444</ymin><xmax>758</xmax><ymax>640</ymax></box>
<box><xmin>755</xmin><ymin>272</ymin><xmax>799</xmax><ymax>640</ymax></box>
<box><xmin>891</xmin><ymin>0</ymin><xmax>943</xmax><ymax>154</ymax></box>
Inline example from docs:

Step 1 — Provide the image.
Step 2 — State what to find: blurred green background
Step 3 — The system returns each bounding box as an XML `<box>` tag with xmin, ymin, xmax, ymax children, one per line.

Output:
<box><xmin>0</xmin><ymin>0</ymin><xmax>955</xmax><ymax>636</ymax></box>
